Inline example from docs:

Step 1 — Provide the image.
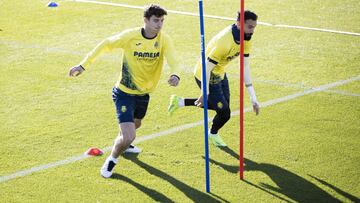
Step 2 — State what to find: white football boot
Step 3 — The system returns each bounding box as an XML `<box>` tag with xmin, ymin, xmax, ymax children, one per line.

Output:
<box><xmin>124</xmin><ymin>144</ymin><xmax>142</xmax><ymax>154</ymax></box>
<box><xmin>100</xmin><ymin>156</ymin><xmax>118</xmax><ymax>178</ymax></box>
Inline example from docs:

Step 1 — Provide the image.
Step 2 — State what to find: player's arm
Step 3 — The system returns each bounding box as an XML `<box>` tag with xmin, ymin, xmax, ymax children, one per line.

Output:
<box><xmin>163</xmin><ymin>34</ymin><xmax>181</xmax><ymax>86</ymax></box>
<box><xmin>69</xmin><ymin>33</ymin><xmax>124</xmax><ymax>77</ymax></box>
<box><xmin>244</xmin><ymin>56</ymin><xmax>260</xmax><ymax>115</ymax></box>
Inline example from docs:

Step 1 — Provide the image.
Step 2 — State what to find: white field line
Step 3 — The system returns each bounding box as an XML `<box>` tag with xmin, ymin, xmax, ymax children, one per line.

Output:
<box><xmin>253</xmin><ymin>79</ymin><xmax>360</xmax><ymax>97</ymax></box>
<box><xmin>252</xmin><ymin>78</ymin><xmax>360</xmax><ymax>97</ymax></box>
<box><xmin>324</xmin><ymin>89</ymin><xmax>360</xmax><ymax>97</ymax></box>
<box><xmin>1</xmin><ymin>75</ymin><xmax>359</xmax><ymax>183</ymax></box>
<box><xmin>252</xmin><ymin>78</ymin><xmax>306</xmax><ymax>89</ymax></box>
<box><xmin>274</xmin><ymin>24</ymin><xmax>360</xmax><ymax>36</ymax></box>
<box><xmin>67</xmin><ymin>0</ymin><xmax>360</xmax><ymax>37</ymax></box>
<box><xmin>228</xmin><ymin>74</ymin><xmax>360</xmax><ymax>98</ymax></box>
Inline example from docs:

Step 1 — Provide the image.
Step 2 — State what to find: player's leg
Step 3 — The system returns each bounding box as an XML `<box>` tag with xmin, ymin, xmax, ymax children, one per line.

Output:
<box><xmin>111</xmin><ymin>122</ymin><xmax>136</xmax><ymax>157</ymax></box>
<box><xmin>167</xmin><ymin>77</ymin><xmax>212</xmax><ymax>114</ymax></box>
<box><xmin>101</xmin><ymin>87</ymin><xmax>136</xmax><ymax>178</ymax></box>
<box><xmin>208</xmin><ymin>76</ymin><xmax>231</xmax><ymax>147</ymax></box>
<box><xmin>222</xmin><ymin>74</ymin><xmax>230</xmax><ymax>104</ymax></box>
<box><xmin>101</xmin><ymin>122</ymin><xmax>136</xmax><ymax>178</ymax></box>
<box><xmin>123</xmin><ymin>119</ymin><xmax>142</xmax><ymax>154</ymax></box>
<box><xmin>134</xmin><ymin>118</ymin><xmax>142</xmax><ymax>129</ymax></box>
<box><xmin>124</xmin><ymin>93</ymin><xmax>149</xmax><ymax>153</ymax></box>
<box><xmin>123</xmin><ymin>119</ymin><xmax>142</xmax><ymax>153</ymax></box>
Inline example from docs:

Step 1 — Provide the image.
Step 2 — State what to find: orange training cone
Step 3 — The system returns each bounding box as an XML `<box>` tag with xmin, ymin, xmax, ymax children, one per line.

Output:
<box><xmin>85</xmin><ymin>147</ymin><xmax>104</xmax><ymax>156</ymax></box>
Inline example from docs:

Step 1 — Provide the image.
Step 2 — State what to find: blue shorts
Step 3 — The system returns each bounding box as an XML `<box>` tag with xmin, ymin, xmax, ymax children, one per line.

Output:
<box><xmin>112</xmin><ymin>87</ymin><xmax>150</xmax><ymax>123</ymax></box>
<box><xmin>195</xmin><ymin>74</ymin><xmax>230</xmax><ymax>111</ymax></box>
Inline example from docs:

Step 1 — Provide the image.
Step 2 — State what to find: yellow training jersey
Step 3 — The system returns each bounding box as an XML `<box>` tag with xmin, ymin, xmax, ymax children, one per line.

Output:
<box><xmin>194</xmin><ymin>24</ymin><xmax>251</xmax><ymax>84</ymax></box>
<box><xmin>80</xmin><ymin>27</ymin><xmax>180</xmax><ymax>95</ymax></box>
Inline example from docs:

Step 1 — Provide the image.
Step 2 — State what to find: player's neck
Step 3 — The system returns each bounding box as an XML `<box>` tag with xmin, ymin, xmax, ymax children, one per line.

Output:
<box><xmin>142</xmin><ymin>27</ymin><xmax>158</xmax><ymax>39</ymax></box>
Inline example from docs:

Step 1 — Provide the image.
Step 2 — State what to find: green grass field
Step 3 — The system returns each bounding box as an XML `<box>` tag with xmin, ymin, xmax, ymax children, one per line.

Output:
<box><xmin>1</xmin><ymin>0</ymin><xmax>359</xmax><ymax>202</ymax></box>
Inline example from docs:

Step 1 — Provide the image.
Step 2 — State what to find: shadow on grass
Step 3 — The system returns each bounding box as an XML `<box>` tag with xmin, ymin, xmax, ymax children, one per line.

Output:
<box><xmin>113</xmin><ymin>153</ymin><xmax>228</xmax><ymax>203</ymax></box>
<box><xmin>111</xmin><ymin>173</ymin><xmax>175</xmax><ymax>203</ymax></box>
<box><xmin>208</xmin><ymin>146</ymin><xmax>345</xmax><ymax>203</ymax></box>
<box><xmin>309</xmin><ymin>175</ymin><xmax>360</xmax><ymax>203</ymax></box>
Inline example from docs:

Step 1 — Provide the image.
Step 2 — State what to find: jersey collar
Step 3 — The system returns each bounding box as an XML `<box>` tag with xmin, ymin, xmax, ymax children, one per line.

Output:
<box><xmin>232</xmin><ymin>24</ymin><xmax>240</xmax><ymax>44</ymax></box>
<box><xmin>232</xmin><ymin>24</ymin><xmax>252</xmax><ymax>44</ymax></box>
<box><xmin>141</xmin><ymin>28</ymin><xmax>158</xmax><ymax>40</ymax></box>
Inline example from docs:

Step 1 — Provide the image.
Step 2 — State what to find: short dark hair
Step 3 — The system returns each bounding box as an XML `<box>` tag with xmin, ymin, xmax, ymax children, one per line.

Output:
<box><xmin>237</xmin><ymin>10</ymin><xmax>258</xmax><ymax>21</ymax></box>
<box><xmin>144</xmin><ymin>4</ymin><xmax>167</xmax><ymax>19</ymax></box>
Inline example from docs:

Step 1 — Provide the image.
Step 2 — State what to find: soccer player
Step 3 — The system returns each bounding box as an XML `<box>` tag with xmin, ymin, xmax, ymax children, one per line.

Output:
<box><xmin>69</xmin><ymin>4</ymin><xmax>181</xmax><ymax>178</ymax></box>
<box><xmin>168</xmin><ymin>11</ymin><xmax>259</xmax><ymax>147</ymax></box>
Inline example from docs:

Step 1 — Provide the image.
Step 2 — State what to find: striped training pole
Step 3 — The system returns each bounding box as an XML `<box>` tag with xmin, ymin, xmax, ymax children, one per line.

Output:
<box><xmin>198</xmin><ymin>0</ymin><xmax>210</xmax><ymax>193</ymax></box>
<box><xmin>239</xmin><ymin>0</ymin><xmax>245</xmax><ymax>180</ymax></box>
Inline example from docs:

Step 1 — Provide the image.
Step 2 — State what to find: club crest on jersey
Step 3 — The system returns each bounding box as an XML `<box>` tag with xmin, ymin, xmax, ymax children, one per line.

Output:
<box><xmin>217</xmin><ymin>102</ymin><xmax>223</xmax><ymax>109</ymax></box>
<box><xmin>154</xmin><ymin>41</ymin><xmax>159</xmax><ymax>48</ymax></box>
<box><xmin>121</xmin><ymin>106</ymin><xmax>127</xmax><ymax>112</ymax></box>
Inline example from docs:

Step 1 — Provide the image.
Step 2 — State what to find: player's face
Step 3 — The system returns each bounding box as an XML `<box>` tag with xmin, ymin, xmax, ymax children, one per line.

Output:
<box><xmin>144</xmin><ymin>15</ymin><xmax>165</xmax><ymax>34</ymax></box>
<box><xmin>237</xmin><ymin>19</ymin><xmax>257</xmax><ymax>34</ymax></box>
<box><xmin>244</xmin><ymin>19</ymin><xmax>257</xmax><ymax>34</ymax></box>
<box><xmin>236</xmin><ymin>19</ymin><xmax>257</xmax><ymax>40</ymax></box>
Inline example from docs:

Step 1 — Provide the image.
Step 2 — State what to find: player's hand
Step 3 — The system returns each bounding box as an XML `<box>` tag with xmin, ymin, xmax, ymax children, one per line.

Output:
<box><xmin>195</xmin><ymin>94</ymin><xmax>204</xmax><ymax>107</ymax></box>
<box><xmin>168</xmin><ymin>75</ymin><xmax>180</xmax><ymax>86</ymax></box>
<box><xmin>252</xmin><ymin>101</ymin><xmax>260</xmax><ymax>115</ymax></box>
<box><xmin>69</xmin><ymin>65</ymin><xmax>85</xmax><ymax>77</ymax></box>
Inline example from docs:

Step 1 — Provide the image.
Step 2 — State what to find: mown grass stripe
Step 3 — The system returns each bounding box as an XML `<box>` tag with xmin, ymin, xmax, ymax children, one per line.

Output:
<box><xmin>1</xmin><ymin>75</ymin><xmax>358</xmax><ymax>183</ymax></box>
<box><xmin>67</xmin><ymin>0</ymin><xmax>360</xmax><ymax>36</ymax></box>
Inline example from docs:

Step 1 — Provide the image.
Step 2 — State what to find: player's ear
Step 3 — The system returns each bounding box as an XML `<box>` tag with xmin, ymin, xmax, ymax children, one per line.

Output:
<box><xmin>236</xmin><ymin>21</ymin><xmax>241</xmax><ymax>29</ymax></box>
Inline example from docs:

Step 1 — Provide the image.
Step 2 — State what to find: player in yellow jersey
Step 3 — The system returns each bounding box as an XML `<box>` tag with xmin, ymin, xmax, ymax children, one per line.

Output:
<box><xmin>168</xmin><ymin>11</ymin><xmax>259</xmax><ymax>147</ymax></box>
<box><xmin>69</xmin><ymin>4</ymin><xmax>181</xmax><ymax>178</ymax></box>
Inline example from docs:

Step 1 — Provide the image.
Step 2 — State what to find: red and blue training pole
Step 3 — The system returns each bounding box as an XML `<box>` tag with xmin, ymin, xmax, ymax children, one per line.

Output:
<box><xmin>239</xmin><ymin>0</ymin><xmax>245</xmax><ymax>180</ymax></box>
<box><xmin>198</xmin><ymin>0</ymin><xmax>210</xmax><ymax>193</ymax></box>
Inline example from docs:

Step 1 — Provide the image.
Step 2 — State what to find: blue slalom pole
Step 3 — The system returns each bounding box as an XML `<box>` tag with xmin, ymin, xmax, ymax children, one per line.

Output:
<box><xmin>198</xmin><ymin>0</ymin><xmax>210</xmax><ymax>193</ymax></box>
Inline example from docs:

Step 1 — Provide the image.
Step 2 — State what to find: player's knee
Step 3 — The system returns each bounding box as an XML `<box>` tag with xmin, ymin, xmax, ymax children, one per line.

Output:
<box><xmin>114</xmin><ymin>134</ymin><xmax>123</xmax><ymax>146</ymax></box>
<box><xmin>134</xmin><ymin>119</ymin><xmax>142</xmax><ymax>129</ymax></box>
<box><xmin>218</xmin><ymin>108</ymin><xmax>231</xmax><ymax>121</ymax></box>
<box><xmin>128</xmin><ymin>134</ymin><xmax>136</xmax><ymax>143</ymax></box>
<box><xmin>122</xmin><ymin>134</ymin><xmax>135</xmax><ymax>146</ymax></box>
<box><xmin>114</xmin><ymin>132</ymin><xmax>135</xmax><ymax>147</ymax></box>
<box><xmin>123</xmin><ymin>130</ymin><xmax>136</xmax><ymax>144</ymax></box>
